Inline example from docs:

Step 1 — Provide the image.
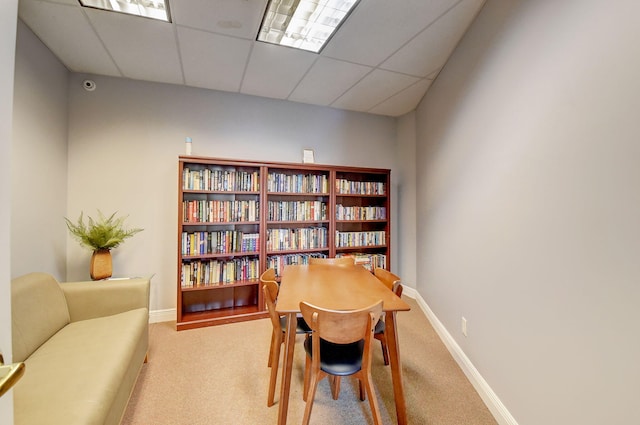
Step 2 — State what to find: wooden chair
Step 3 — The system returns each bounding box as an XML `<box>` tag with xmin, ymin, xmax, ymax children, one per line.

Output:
<box><xmin>373</xmin><ymin>267</ymin><xmax>400</xmax><ymax>291</ymax></box>
<box><xmin>373</xmin><ymin>267</ymin><xmax>403</xmax><ymax>365</ymax></box>
<box><xmin>299</xmin><ymin>300</ymin><xmax>384</xmax><ymax>425</ymax></box>
<box><xmin>261</xmin><ymin>268</ymin><xmax>310</xmax><ymax>407</ymax></box>
<box><xmin>308</xmin><ymin>256</ymin><xmax>355</xmax><ymax>267</ymax></box>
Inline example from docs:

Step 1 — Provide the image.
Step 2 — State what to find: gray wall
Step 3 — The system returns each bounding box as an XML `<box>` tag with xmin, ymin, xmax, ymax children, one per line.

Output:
<box><xmin>65</xmin><ymin>74</ymin><xmax>400</xmax><ymax>313</ymax></box>
<box><xmin>1</xmin><ymin>1</ymin><xmax>18</xmax><ymax>423</ymax></box>
<box><xmin>415</xmin><ymin>0</ymin><xmax>640</xmax><ymax>424</ymax></box>
<box><xmin>11</xmin><ymin>20</ymin><xmax>69</xmax><ymax>279</ymax></box>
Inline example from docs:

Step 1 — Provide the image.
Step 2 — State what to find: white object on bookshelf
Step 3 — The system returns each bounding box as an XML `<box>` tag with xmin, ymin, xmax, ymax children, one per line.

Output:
<box><xmin>303</xmin><ymin>149</ymin><xmax>315</xmax><ymax>163</ymax></box>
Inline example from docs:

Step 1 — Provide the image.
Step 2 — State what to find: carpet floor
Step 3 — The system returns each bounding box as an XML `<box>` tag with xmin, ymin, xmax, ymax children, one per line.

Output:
<box><xmin>122</xmin><ymin>296</ymin><xmax>497</xmax><ymax>425</ymax></box>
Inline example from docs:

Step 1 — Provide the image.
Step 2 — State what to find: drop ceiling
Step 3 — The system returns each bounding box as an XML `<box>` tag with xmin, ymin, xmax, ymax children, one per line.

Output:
<box><xmin>18</xmin><ymin>0</ymin><xmax>486</xmax><ymax>117</ymax></box>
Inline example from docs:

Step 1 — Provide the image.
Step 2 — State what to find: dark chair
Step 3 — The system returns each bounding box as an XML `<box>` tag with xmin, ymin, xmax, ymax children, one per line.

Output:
<box><xmin>373</xmin><ymin>267</ymin><xmax>403</xmax><ymax>365</ymax></box>
<box><xmin>261</xmin><ymin>268</ymin><xmax>310</xmax><ymax>407</ymax></box>
<box><xmin>299</xmin><ymin>300</ymin><xmax>384</xmax><ymax>425</ymax></box>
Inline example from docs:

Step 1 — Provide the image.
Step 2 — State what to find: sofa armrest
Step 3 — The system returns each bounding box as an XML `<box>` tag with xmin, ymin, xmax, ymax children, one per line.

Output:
<box><xmin>61</xmin><ymin>278</ymin><xmax>150</xmax><ymax>322</ymax></box>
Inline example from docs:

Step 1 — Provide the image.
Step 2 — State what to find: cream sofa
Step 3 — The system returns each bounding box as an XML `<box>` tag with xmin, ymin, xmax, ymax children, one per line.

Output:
<box><xmin>11</xmin><ymin>272</ymin><xmax>150</xmax><ymax>425</ymax></box>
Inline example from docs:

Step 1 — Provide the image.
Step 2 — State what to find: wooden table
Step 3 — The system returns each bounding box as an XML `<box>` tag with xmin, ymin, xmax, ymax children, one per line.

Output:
<box><xmin>275</xmin><ymin>264</ymin><xmax>411</xmax><ymax>425</ymax></box>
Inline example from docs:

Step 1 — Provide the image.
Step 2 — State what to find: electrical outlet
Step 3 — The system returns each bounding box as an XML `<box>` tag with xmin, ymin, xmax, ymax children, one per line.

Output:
<box><xmin>461</xmin><ymin>317</ymin><xmax>468</xmax><ymax>337</ymax></box>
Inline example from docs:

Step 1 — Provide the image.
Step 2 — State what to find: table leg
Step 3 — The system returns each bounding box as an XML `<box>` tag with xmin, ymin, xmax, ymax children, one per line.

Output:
<box><xmin>278</xmin><ymin>312</ymin><xmax>296</xmax><ymax>425</ymax></box>
<box><xmin>385</xmin><ymin>310</ymin><xmax>407</xmax><ymax>425</ymax></box>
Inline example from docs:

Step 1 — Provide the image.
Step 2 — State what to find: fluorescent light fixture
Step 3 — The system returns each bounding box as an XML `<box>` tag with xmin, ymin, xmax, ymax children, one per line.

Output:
<box><xmin>79</xmin><ymin>0</ymin><xmax>171</xmax><ymax>22</ymax></box>
<box><xmin>257</xmin><ymin>0</ymin><xmax>360</xmax><ymax>53</ymax></box>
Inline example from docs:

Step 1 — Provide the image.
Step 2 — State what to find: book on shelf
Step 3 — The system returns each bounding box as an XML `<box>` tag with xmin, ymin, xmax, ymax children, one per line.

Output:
<box><xmin>182</xmin><ymin>231</ymin><xmax>259</xmax><ymax>255</ymax></box>
<box><xmin>336</xmin><ymin>253</ymin><xmax>386</xmax><ymax>271</ymax></box>
<box><xmin>183</xmin><ymin>199</ymin><xmax>259</xmax><ymax>223</ymax></box>
<box><xmin>335</xmin><ymin>204</ymin><xmax>386</xmax><ymax>220</ymax></box>
<box><xmin>181</xmin><ymin>256</ymin><xmax>260</xmax><ymax>288</ymax></box>
<box><xmin>267</xmin><ymin>172</ymin><xmax>329</xmax><ymax>193</ymax></box>
<box><xmin>335</xmin><ymin>230</ymin><xmax>385</xmax><ymax>247</ymax></box>
<box><xmin>335</xmin><ymin>179</ymin><xmax>386</xmax><ymax>195</ymax></box>
<box><xmin>266</xmin><ymin>227</ymin><xmax>328</xmax><ymax>251</ymax></box>
<box><xmin>267</xmin><ymin>253</ymin><xmax>328</xmax><ymax>276</ymax></box>
<box><xmin>183</xmin><ymin>168</ymin><xmax>260</xmax><ymax>192</ymax></box>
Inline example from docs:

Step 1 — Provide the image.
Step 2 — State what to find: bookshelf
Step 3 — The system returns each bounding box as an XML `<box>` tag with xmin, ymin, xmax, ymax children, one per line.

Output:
<box><xmin>177</xmin><ymin>156</ymin><xmax>390</xmax><ymax>330</ymax></box>
<box><xmin>334</xmin><ymin>168</ymin><xmax>390</xmax><ymax>271</ymax></box>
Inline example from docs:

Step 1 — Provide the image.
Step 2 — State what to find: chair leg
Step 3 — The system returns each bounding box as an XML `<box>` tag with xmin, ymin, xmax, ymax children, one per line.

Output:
<box><xmin>329</xmin><ymin>375</ymin><xmax>341</xmax><ymax>400</ymax></box>
<box><xmin>357</xmin><ymin>378</ymin><xmax>366</xmax><ymax>401</ymax></box>
<box><xmin>303</xmin><ymin>354</ymin><xmax>311</xmax><ymax>401</ymax></box>
<box><xmin>362</xmin><ymin>373</ymin><xmax>382</xmax><ymax>425</ymax></box>
<box><xmin>268</xmin><ymin>330</ymin><xmax>277</xmax><ymax>367</ymax></box>
<box><xmin>378</xmin><ymin>334</ymin><xmax>390</xmax><ymax>366</ymax></box>
<box><xmin>267</xmin><ymin>334</ymin><xmax>282</xmax><ymax>407</ymax></box>
<box><xmin>302</xmin><ymin>371</ymin><xmax>321</xmax><ymax>425</ymax></box>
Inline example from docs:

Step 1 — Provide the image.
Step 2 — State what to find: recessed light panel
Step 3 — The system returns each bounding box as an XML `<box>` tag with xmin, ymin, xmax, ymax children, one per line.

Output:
<box><xmin>79</xmin><ymin>0</ymin><xmax>171</xmax><ymax>22</ymax></box>
<box><xmin>257</xmin><ymin>0</ymin><xmax>360</xmax><ymax>53</ymax></box>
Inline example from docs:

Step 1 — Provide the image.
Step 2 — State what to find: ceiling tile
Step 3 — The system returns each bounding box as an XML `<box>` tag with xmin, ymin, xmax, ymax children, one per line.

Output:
<box><xmin>380</xmin><ymin>0</ymin><xmax>486</xmax><ymax>77</ymax></box>
<box><xmin>18</xmin><ymin>0</ymin><xmax>120</xmax><ymax>76</ymax></box>
<box><xmin>241</xmin><ymin>43</ymin><xmax>317</xmax><ymax>100</ymax></box>
<box><xmin>322</xmin><ymin>0</ymin><xmax>460</xmax><ymax>66</ymax></box>
<box><xmin>368</xmin><ymin>78</ymin><xmax>433</xmax><ymax>117</ymax></box>
<box><xmin>170</xmin><ymin>0</ymin><xmax>267</xmax><ymax>40</ymax></box>
<box><xmin>18</xmin><ymin>0</ymin><xmax>486</xmax><ymax>117</ymax></box>
<box><xmin>178</xmin><ymin>27</ymin><xmax>252</xmax><ymax>92</ymax></box>
<box><xmin>38</xmin><ymin>0</ymin><xmax>82</xmax><ymax>5</ymax></box>
<box><xmin>332</xmin><ymin>69</ymin><xmax>420</xmax><ymax>113</ymax></box>
<box><xmin>288</xmin><ymin>57</ymin><xmax>372</xmax><ymax>106</ymax></box>
<box><xmin>86</xmin><ymin>9</ymin><xmax>183</xmax><ymax>85</ymax></box>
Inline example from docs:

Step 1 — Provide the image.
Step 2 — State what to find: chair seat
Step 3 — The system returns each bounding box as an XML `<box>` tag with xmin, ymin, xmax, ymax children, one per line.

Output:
<box><xmin>304</xmin><ymin>337</ymin><xmax>364</xmax><ymax>376</ymax></box>
<box><xmin>280</xmin><ymin>316</ymin><xmax>312</xmax><ymax>334</ymax></box>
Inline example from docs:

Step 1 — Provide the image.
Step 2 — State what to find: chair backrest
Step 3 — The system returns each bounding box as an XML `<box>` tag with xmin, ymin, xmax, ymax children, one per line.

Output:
<box><xmin>263</xmin><ymin>280</ymin><xmax>281</xmax><ymax>332</ymax></box>
<box><xmin>260</xmin><ymin>267</ymin><xmax>277</xmax><ymax>285</ymax></box>
<box><xmin>308</xmin><ymin>257</ymin><xmax>355</xmax><ymax>267</ymax></box>
<box><xmin>261</xmin><ymin>268</ymin><xmax>281</xmax><ymax>332</ymax></box>
<box><xmin>299</xmin><ymin>300</ymin><xmax>383</xmax><ymax>345</ymax></box>
<box><xmin>373</xmin><ymin>267</ymin><xmax>401</xmax><ymax>292</ymax></box>
<box><xmin>394</xmin><ymin>282</ymin><xmax>403</xmax><ymax>298</ymax></box>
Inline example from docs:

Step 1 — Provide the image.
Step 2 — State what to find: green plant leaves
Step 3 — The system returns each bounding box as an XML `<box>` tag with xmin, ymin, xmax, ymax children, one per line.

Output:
<box><xmin>65</xmin><ymin>210</ymin><xmax>143</xmax><ymax>250</ymax></box>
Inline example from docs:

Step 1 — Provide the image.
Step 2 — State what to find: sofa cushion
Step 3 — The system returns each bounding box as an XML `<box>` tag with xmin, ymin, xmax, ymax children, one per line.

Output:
<box><xmin>14</xmin><ymin>307</ymin><xmax>149</xmax><ymax>425</ymax></box>
<box><xmin>12</xmin><ymin>273</ymin><xmax>71</xmax><ymax>362</ymax></box>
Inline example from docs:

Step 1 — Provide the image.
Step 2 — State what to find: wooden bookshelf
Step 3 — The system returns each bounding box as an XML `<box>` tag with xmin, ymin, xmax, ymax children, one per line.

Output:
<box><xmin>177</xmin><ymin>156</ymin><xmax>390</xmax><ymax>330</ymax></box>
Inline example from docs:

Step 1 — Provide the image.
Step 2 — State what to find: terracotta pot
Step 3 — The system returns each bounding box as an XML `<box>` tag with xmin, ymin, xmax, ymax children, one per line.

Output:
<box><xmin>90</xmin><ymin>249</ymin><xmax>112</xmax><ymax>280</ymax></box>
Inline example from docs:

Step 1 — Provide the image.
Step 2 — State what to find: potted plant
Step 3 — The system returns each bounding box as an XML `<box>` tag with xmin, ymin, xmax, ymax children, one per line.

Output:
<box><xmin>65</xmin><ymin>210</ymin><xmax>143</xmax><ymax>280</ymax></box>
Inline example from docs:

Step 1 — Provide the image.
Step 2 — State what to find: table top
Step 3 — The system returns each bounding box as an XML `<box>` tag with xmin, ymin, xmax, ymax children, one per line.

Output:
<box><xmin>276</xmin><ymin>264</ymin><xmax>411</xmax><ymax>313</ymax></box>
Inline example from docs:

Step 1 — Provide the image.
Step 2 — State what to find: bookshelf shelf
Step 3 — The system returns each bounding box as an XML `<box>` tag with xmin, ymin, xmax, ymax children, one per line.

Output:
<box><xmin>177</xmin><ymin>156</ymin><xmax>390</xmax><ymax>329</ymax></box>
<box><xmin>182</xmin><ymin>221</ymin><xmax>261</xmax><ymax>226</ymax></box>
<box><xmin>266</xmin><ymin>247</ymin><xmax>331</xmax><ymax>254</ymax></box>
<box><xmin>336</xmin><ymin>219</ymin><xmax>388</xmax><ymax>223</ymax></box>
<box><xmin>181</xmin><ymin>251</ymin><xmax>261</xmax><ymax>260</ymax></box>
<box><xmin>180</xmin><ymin>278</ymin><xmax>260</xmax><ymax>291</ymax></box>
<box><xmin>267</xmin><ymin>220</ymin><xmax>330</xmax><ymax>225</ymax></box>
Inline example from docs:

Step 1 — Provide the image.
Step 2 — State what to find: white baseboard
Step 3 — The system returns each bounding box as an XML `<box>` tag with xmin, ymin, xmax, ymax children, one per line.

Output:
<box><xmin>406</xmin><ymin>290</ymin><xmax>518</xmax><ymax>425</ymax></box>
<box><xmin>149</xmin><ymin>308</ymin><xmax>175</xmax><ymax>324</ymax></box>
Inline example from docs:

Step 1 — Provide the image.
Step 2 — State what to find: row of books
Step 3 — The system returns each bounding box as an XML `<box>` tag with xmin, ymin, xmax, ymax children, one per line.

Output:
<box><xmin>183</xmin><ymin>200</ymin><xmax>259</xmax><ymax>223</ymax></box>
<box><xmin>336</xmin><ymin>179</ymin><xmax>386</xmax><ymax>195</ymax></box>
<box><xmin>183</xmin><ymin>168</ymin><xmax>260</xmax><ymax>192</ymax></box>
<box><xmin>181</xmin><ymin>257</ymin><xmax>260</xmax><ymax>288</ymax></box>
<box><xmin>335</xmin><ymin>205</ymin><xmax>386</xmax><ymax>221</ymax></box>
<box><xmin>335</xmin><ymin>230</ymin><xmax>386</xmax><ymax>247</ymax></box>
<box><xmin>266</xmin><ymin>253</ymin><xmax>328</xmax><ymax>276</ymax></box>
<box><xmin>336</xmin><ymin>253</ymin><xmax>387</xmax><ymax>271</ymax></box>
<box><xmin>181</xmin><ymin>231</ymin><xmax>259</xmax><ymax>256</ymax></box>
<box><xmin>266</xmin><ymin>227</ymin><xmax>328</xmax><ymax>251</ymax></box>
<box><xmin>267</xmin><ymin>172</ymin><xmax>329</xmax><ymax>194</ymax></box>
<box><xmin>267</xmin><ymin>200</ymin><xmax>328</xmax><ymax>221</ymax></box>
